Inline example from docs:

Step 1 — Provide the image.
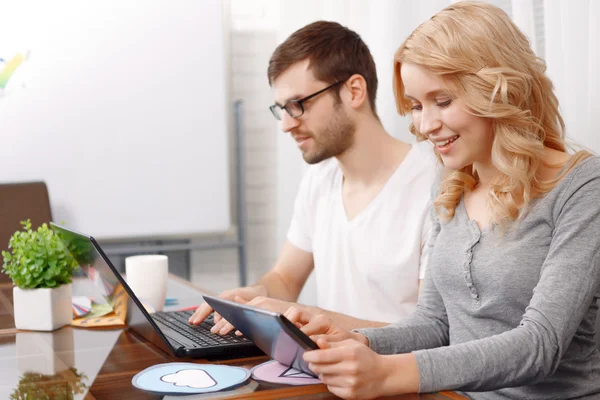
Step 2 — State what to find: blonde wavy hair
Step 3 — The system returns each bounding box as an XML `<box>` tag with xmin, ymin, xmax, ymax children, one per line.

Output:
<box><xmin>394</xmin><ymin>1</ymin><xmax>591</xmax><ymax>225</ymax></box>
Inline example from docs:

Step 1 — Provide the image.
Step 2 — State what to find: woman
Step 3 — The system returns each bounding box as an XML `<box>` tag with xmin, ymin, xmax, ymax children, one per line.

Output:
<box><xmin>284</xmin><ymin>2</ymin><xmax>600</xmax><ymax>399</ymax></box>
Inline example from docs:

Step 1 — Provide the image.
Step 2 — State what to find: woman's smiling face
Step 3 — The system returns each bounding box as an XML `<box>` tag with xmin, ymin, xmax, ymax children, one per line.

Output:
<box><xmin>401</xmin><ymin>63</ymin><xmax>494</xmax><ymax>171</ymax></box>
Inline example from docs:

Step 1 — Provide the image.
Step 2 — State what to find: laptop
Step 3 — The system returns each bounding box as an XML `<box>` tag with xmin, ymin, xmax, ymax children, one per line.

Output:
<box><xmin>50</xmin><ymin>223</ymin><xmax>262</xmax><ymax>359</ymax></box>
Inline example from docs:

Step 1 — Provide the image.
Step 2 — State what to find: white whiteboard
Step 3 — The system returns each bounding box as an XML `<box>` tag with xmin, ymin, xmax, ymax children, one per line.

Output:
<box><xmin>0</xmin><ymin>0</ymin><xmax>231</xmax><ymax>239</ymax></box>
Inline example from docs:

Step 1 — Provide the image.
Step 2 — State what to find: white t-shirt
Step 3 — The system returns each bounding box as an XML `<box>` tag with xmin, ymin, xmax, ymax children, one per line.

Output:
<box><xmin>287</xmin><ymin>140</ymin><xmax>438</xmax><ymax>322</ymax></box>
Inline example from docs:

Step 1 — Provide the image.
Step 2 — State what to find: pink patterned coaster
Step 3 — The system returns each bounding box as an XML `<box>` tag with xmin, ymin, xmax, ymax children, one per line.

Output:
<box><xmin>251</xmin><ymin>360</ymin><xmax>321</xmax><ymax>386</ymax></box>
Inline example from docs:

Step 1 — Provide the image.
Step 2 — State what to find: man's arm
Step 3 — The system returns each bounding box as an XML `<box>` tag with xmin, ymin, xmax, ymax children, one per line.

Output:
<box><xmin>218</xmin><ymin>297</ymin><xmax>390</xmax><ymax>335</ymax></box>
<box><xmin>255</xmin><ymin>240</ymin><xmax>314</xmax><ymax>301</ymax></box>
<box><xmin>304</xmin><ymin>306</ymin><xmax>389</xmax><ymax>330</ymax></box>
<box><xmin>205</xmin><ymin>240</ymin><xmax>392</xmax><ymax>333</ymax></box>
<box><xmin>302</xmin><ymin>275</ymin><xmax>424</xmax><ymax>330</ymax></box>
<box><xmin>189</xmin><ymin>240</ymin><xmax>313</xmax><ymax>325</ymax></box>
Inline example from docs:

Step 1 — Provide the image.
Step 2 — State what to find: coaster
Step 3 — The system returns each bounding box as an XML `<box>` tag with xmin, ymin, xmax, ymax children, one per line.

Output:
<box><xmin>251</xmin><ymin>360</ymin><xmax>321</xmax><ymax>386</ymax></box>
<box><xmin>132</xmin><ymin>363</ymin><xmax>251</xmax><ymax>395</ymax></box>
<box><xmin>163</xmin><ymin>380</ymin><xmax>259</xmax><ymax>399</ymax></box>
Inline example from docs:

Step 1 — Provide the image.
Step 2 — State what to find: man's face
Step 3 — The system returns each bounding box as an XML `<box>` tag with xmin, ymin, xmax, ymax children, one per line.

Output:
<box><xmin>272</xmin><ymin>60</ymin><xmax>355</xmax><ymax>164</ymax></box>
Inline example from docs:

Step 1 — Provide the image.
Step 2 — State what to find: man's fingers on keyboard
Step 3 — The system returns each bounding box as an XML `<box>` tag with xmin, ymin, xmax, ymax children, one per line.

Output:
<box><xmin>210</xmin><ymin>317</ymin><xmax>228</xmax><ymax>334</ymax></box>
<box><xmin>188</xmin><ymin>304</ymin><xmax>212</xmax><ymax>324</ymax></box>
<box><xmin>219</xmin><ymin>322</ymin><xmax>235</xmax><ymax>335</ymax></box>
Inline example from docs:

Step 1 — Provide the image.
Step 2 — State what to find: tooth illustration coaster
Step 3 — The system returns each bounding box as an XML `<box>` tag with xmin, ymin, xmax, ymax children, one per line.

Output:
<box><xmin>132</xmin><ymin>363</ymin><xmax>251</xmax><ymax>395</ymax></box>
<box><xmin>251</xmin><ymin>360</ymin><xmax>322</xmax><ymax>386</ymax></box>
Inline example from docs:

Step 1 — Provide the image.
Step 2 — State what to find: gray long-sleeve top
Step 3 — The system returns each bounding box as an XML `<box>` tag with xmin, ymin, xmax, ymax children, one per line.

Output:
<box><xmin>358</xmin><ymin>157</ymin><xmax>600</xmax><ymax>399</ymax></box>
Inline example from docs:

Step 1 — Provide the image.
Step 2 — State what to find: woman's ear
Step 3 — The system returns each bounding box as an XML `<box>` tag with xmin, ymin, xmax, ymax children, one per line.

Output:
<box><xmin>344</xmin><ymin>74</ymin><xmax>368</xmax><ymax>110</ymax></box>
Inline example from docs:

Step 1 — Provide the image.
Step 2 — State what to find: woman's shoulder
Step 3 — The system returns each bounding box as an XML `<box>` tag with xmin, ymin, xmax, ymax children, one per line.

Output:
<box><xmin>546</xmin><ymin>155</ymin><xmax>600</xmax><ymax>214</ymax></box>
<box><xmin>556</xmin><ymin>155</ymin><xmax>600</xmax><ymax>190</ymax></box>
<box><xmin>572</xmin><ymin>154</ymin><xmax>600</xmax><ymax>173</ymax></box>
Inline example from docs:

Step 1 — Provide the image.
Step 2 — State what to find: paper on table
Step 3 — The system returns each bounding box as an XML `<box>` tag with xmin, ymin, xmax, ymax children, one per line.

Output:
<box><xmin>85</xmin><ymin>303</ymin><xmax>113</xmax><ymax>319</ymax></box>
<box><xmin>71</xmin><ymin>283</ymin><xmax>128</xmax><ymax>328</ymax></box>
<box><xmin>72</xmin><ymin>296</ymin><xmax>92</xmax><ymax>317</ymax></box>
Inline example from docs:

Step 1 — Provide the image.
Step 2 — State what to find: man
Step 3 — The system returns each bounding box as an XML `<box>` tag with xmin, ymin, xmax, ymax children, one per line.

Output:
<box><xmin>189</xmin><ymin>21</ymin><xmax>436</xmax><ymax>333</ymax></box>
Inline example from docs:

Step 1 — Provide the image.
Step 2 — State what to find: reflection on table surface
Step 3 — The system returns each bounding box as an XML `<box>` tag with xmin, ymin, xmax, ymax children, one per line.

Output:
<box><xmin>0</xmin><ymin>327</ymin><xmax>121</xmax><ymax>399</ymax></box>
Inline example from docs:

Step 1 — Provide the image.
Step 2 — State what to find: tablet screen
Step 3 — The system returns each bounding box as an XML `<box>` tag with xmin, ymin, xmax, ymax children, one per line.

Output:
<box><xmin>203</xmin><ymin>295</ymin><xmax>317</xmax><ymax>376</ymax></box>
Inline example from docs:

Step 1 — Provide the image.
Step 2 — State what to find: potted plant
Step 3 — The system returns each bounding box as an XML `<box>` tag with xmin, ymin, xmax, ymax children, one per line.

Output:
<box><xmin>2</xmin><ymin>220</ymin><xmax>78</xmax><ymax>331</ymax></box>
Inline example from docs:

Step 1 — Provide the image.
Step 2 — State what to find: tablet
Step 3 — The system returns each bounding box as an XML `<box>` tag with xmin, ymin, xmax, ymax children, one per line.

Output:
<box><xmin>202</xmin><ymin>295</ymin><xmax>318</xmax><ymax>377</ymax></box>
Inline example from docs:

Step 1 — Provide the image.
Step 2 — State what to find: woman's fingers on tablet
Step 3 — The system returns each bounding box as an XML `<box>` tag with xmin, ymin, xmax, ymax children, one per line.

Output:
<box><xmin>284</xmin><ymin>306</ymin><xmax>314</xmax><ymax>325</ymax></box>
<box><xmin>299</xmin><ymin>314</ymin><xmax>333</xmax><ymax>336</ymax></box>
<box><xmin>283</xmin><ymin>306</ymin><xmax>302</xmax><ymax>323</ymax></box>
<box><xmin>310</xmin><ymin>334</ymin><xmax>329</xmax><ymax>347</ymax></box>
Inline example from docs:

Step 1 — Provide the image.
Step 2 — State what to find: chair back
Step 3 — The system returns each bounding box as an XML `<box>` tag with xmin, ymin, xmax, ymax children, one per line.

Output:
<box><xmin>596</xmin><ymin>299</ymin><xmax>600</xmax><ymax>350</ymax></box>
<box><xmin>0</xmin><ymin>182</ymin><xmax>53</xmax><ymax>283</ymax></box>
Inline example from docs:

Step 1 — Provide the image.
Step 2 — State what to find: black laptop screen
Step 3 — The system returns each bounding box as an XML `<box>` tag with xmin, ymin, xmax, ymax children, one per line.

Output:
<box><xmin>50</xmin><ymin>223</ymin><xmax>163</xmax><ymax>333</ymax></box>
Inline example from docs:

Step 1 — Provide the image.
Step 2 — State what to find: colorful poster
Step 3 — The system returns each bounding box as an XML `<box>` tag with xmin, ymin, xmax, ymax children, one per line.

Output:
<box><xmin>0</xmin><ymin>51</ymin><xmax>29</xmax><ymax>100</ymax></box>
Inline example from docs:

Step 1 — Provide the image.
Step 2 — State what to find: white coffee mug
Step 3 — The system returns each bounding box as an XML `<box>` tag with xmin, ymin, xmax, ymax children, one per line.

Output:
<box><xmin>125</xmin><ymin>255</ymin><xmax>168</xmax><ymax>312</ymax></box>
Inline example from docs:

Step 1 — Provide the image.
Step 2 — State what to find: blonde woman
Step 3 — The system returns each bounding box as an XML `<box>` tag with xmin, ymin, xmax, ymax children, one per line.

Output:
<box><xmin>284</xmin><ymin>2</ymin><xmax>600</xmax><ymax>399</ymax></box>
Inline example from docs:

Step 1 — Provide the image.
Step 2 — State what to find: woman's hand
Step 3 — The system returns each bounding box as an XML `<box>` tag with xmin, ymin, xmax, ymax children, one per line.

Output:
<box><xmin>305</xmin><ymin>337</ymin><xmax>420</xmax><ymax>399</ymax></box>
<box><xmin>283</xmin><ymin>307</ymin><xmax>368</xmax><ymax>345</ymax></box>
<box><xmin>304</xmin><ymin>337</ymin><xmax>392</xmax><ymax>399</ymax></box>
<box><xmin>285</xmin><ymin>307</ymin><xmax>421</xmax><ymax>398</ymax></box>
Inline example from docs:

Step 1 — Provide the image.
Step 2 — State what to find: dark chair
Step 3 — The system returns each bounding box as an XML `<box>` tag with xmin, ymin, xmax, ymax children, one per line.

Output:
<box><xmin>596</xmin><ymin>299</ymin><xmax>600</xmax><ymax>350</ymax></box>
<box><xmin>0</xmin><ymin>182</ymin><xmax>53</xmax><ymax>283</ymax></box>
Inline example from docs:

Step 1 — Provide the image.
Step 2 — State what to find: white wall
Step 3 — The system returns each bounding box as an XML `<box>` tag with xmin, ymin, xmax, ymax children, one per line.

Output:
<box><xmin>544</xmin><ymin>0</ymin><xmax>600</xmax><ymax>154</ymax></box>
<box><xmin>190</xmin><ymin>2</ymin><xmax>280</xmax><ymax>293</ymax></box>
<box><xmin>0</xmin><ymin>1</ymin><xmax>231</xmax><ymax>239</ymax></box>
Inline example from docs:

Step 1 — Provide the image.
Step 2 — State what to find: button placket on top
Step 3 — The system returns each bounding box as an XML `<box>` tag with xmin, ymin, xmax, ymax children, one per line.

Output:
<box><xmin>464</xmin><ymin>220</ymin><xmax>482</xmax><ymax>303</ymax></box>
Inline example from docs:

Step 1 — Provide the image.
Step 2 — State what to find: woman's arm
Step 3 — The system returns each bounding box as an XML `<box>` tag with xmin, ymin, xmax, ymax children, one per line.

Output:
<box><xmin>357</xmin><ymin>268</ymin><xmax>449</xmax><ymax>353</ymax></box>
<box><xmin>413</xmin><ymin>161</ymin><xmax>600</xmax><ymax>393</ymax></box>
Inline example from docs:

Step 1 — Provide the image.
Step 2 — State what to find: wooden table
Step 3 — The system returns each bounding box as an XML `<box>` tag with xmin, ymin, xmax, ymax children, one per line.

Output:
<box><xmin>0</xmin><ymin>277</ymin><xmax>464</xmax><ymax>399</ymax></box>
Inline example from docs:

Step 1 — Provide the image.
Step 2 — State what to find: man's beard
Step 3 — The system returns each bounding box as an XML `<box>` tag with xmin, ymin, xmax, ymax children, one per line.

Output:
<box><xmin>302</xmin><ymin>106</ymin><xmax>356</xmax><ymax>164</ymax></box>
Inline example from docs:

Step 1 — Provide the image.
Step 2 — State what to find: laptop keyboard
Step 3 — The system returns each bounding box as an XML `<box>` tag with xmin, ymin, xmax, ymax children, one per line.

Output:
<box><xmin>152</xmin><ymin>310</ymin><xmax>252</xmax><ymax>348</ymax></box>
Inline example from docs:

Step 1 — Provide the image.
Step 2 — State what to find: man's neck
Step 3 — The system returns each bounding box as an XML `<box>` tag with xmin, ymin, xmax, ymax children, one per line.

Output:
<box><xmin>336</xmin><ymin>119</ymin><xmax>411</xmax><ymax>186</ymax></box>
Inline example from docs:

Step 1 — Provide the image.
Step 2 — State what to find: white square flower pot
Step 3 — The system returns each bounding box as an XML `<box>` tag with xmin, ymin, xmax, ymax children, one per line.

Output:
<box><xmin>13</xmin><ymin>283</ymin><xmax>73</xmax><ymax>331</ymax></box>
<box><xmin>16</xmin><ymin>328</ymin><xmax>75</xmax><ymax>375</ymax></box>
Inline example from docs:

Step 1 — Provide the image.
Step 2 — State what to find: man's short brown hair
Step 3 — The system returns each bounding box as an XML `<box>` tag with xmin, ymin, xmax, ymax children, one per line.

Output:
<box><xmin>267</xmin><ymin>21</ymin><xmax>378</xmax><ymax>114</ymax></box>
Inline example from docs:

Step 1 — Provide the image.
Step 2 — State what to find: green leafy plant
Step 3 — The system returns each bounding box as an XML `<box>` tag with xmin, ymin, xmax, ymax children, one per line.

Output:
<box><xmin>1</xmin><ymin>220</ymin><xmax>78</xmax><ymax>289</ymax></box>
<box><xmin>10</xmin><ymin>367</ymin><xmax>88</xmax><ymax>400</ymax></box>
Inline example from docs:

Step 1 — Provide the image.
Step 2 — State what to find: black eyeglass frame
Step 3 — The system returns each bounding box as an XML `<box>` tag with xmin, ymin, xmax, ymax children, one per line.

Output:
<box><xmin>269</xmin><ymin>80</ymin><xmax>346</xmax><ymax>120</ymax></box>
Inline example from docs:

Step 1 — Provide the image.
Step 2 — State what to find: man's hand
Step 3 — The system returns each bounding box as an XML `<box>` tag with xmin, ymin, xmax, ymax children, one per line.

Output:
<box><xmin>213</xmin><ymin>296</ymin><xmax>297</xmax><ymax>336</ymax></box>
<box><xmin>187</xmin><ymin>285</ymin><xmax>267</xmax><ymax>328</ymax></box>
<box><xmin>283</xmin><ymin>307</ymin><xmax>368</xmax><ymax>346</ymax></box>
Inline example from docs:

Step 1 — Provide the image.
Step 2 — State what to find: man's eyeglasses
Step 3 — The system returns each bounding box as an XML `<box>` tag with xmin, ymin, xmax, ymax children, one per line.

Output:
<box><xmin>269</xmin><ymin>80</ymin><xmax>345</xmax><ymax>121</ymax></box>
